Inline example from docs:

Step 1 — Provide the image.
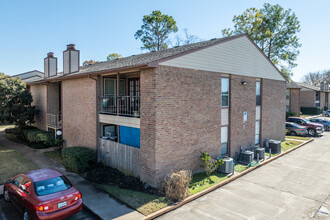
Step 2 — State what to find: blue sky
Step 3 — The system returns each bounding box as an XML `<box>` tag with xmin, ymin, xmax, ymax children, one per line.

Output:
<box><xmin>0</xmin><ymin>0</ymin><xmax>329</xmax><ymax>81</ymax></box>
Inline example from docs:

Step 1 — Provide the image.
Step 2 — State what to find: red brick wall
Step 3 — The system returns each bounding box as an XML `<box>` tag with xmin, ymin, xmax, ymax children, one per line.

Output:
<box><xmin>290</xmin><ymin>88</ymin><xmax>301</xmax><ymax>116</ymax></box>
<box><xmin>30</xmin><ymin>84</ymin><xmax>47</xmax><ymax>130</ymax></box>
<box><xmin>140</xmin><ymin>66</ymin><xmax>286</xmax><ymax>187</ymax></box>
<box><xmin>62</xmin><ymin>77</ymin><xmax>97</xmax><ymax>149</ymax></box>
<box><xmin>229</xmin><ymin>75</ymin><xmax>256</xmax><ymax>158</ymax></box>
<box><xmin>261</xmin><ymin>79</ymin><xmax>286</xmax><ymax>144</ymax></box>
<box><xmin>140</xmin><ymin>66</ymin><xmax>222</xmax><ymax>187</ymax></box>
<box><xmin>300</xmin><ymin>90</ymin><xmax>315</xmax><ymax>107</ymax></box>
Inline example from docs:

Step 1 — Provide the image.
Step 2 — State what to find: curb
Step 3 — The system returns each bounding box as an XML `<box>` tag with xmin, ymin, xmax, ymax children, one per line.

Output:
<box><xmin>305</xmin><ymin>114</ymin><xmax>323</xmax><ymax>119</ymax></box>
<box><xmin>142</xmin><ymin>138</ymin><xmax>314</xmax><ymax>220</ymax></box>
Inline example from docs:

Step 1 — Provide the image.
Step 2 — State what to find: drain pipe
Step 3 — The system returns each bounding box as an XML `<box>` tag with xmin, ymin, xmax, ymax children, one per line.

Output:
<box><xmin>269</xmin><ymin>148</ymin><xmax>272</xmax><ymax>159</ymax></box>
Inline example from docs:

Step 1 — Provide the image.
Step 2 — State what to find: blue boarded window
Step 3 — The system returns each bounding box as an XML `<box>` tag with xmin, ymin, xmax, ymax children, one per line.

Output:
<box><xmin>119</xmin><ymin>126</ymin><xmax>140</xmax><ymax>148</ymax></box>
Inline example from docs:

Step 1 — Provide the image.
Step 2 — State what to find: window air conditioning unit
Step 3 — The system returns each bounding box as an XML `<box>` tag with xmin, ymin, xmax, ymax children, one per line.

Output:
<box><xmin>240</xmin><ymin>150</ymin><xmax>254</xmax><ymax>165</ymax></box>
<box><xmin>217</xmin><ymin>157</ymin><xmax>233</xmax><ymax>174</ymax></box>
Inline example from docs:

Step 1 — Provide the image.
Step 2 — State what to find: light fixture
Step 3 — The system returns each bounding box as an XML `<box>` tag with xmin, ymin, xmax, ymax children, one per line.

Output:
<box><xmin>241</xmin><ymin>80</ymin><xmax>247</xmax><ymax>86</ymax></box>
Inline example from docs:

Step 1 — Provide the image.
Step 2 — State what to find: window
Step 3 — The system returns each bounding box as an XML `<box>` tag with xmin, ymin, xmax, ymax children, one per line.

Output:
<box><xmin>13</xmin><ymin>176</ymin><xmax>24</xmax><ymax>187</ymax></box>
<box><xmin>221</xmin><ymin>126</ymin><xmax>228</xmax><ymax>155</ymax></box>
<box><xmin>255</xmin><ymin>121</ymin><xmax>260</xmax><ymax>145</ymax></box>
<box><xmin>104</xmin><ymin>78</ymin><xmax>125</xmax><ymax>96</ymax></box>
<box><xmin>221</xmin><ymin>78</ymin><xmax>229</xmax><ymax>107</ymax></box>
<box><xmin>286</xmin><ymin>90</ymin><xmax>290</xmax><ymax>100</ymax></box>
<box><xmin>34</xmin><ymin>176</ymin><xmax>72</xmax><ymax>196</ymax></box>
<box><xmin>256</xmin><ymin>80</ymin><xmax>261</xmax><ymax>106</ymax></box>
<box><xmin>103</xmin><ymin>124</ymin><xmax>118</xmax><ymax>141</ymax></box>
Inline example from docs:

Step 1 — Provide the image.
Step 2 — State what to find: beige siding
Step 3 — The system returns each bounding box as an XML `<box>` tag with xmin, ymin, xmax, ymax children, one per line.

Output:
<box><xmin>159</xmin><ymin>36</ymin><xmax>285</xmax><ymax>81</ymax></box>
<box><xmin>99</xmin><ymin>114</ymin><xmax>140</xmax><ymax>128</ymax></box>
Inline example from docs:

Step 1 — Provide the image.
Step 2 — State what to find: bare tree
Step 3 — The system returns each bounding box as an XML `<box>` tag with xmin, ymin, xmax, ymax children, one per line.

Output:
<box><xmin>303</xmin><ymin>70</ymin><xmax>330</xmax><ymax>86</ymax></box>
<box><xmin>174</xmin><ymin>29</ymin><xmax>201</xmax><ymax>47</ymax></box>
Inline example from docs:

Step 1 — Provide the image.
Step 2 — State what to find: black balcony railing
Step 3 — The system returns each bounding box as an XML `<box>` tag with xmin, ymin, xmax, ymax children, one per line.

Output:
<box><xmin>100</xmin><ymin>96</ymin><xmax>140</xmax><ymax>117</ymax></box>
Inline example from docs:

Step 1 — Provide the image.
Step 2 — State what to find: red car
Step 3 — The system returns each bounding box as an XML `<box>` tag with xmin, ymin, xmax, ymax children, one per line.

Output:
<box><xmin>287</xmin><ymin>117</ymin><xmax>324</xmax><ymax>136</ymax></box>
<box><xmin>3</xmin><ymin>168</ymin><xmax>82</xmax><ymax>220</ymax></box>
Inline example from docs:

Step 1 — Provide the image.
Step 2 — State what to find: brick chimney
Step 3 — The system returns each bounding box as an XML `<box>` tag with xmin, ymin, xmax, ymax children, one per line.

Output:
<box><xmin>44</xmin><ymin>52</ymin><xmax>57</xmax><ymax>78</ymax></box>
<box><xmin>63</xmin><ymin>44</ymin><xmax>80</xmax><ymax>74</ymax></box>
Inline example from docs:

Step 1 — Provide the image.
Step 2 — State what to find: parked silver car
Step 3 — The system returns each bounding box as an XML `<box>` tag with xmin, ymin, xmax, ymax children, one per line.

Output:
<box><xmin>285</xmin><ymin>122</ymin><xmax>308</xmax><ymax>136</ymax></box>
<box><xmin>309</xmin><ymin>118</ymin><xmax>330</xmax><ymax>131</ymax></box>
<box><xmin>323</xmin><ymin>110</ymin><xmax>330</xmax><ymax>117</ymax></box>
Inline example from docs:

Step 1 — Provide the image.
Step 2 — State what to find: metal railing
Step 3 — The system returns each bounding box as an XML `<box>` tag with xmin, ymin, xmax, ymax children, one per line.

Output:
<box><xmin>47</xmin><ymin>113</ymin><xmax>62</xmax><ymax>129</ymax></box>
<box><xmin>100</xmin><ymin>96</ymin><xmax>140</xmax><ymax>117</ymax></box>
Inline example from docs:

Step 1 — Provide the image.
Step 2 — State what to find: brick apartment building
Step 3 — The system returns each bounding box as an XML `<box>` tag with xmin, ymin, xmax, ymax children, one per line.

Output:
<box><xmin>28</xmin><ymin>34</ymin><xmax>286</xmax><ymax>187</ymax></box>
<box><xmin>286</xmin><ymin>81</ymin><xmax>330</xmax><ymax>116</ymax></box>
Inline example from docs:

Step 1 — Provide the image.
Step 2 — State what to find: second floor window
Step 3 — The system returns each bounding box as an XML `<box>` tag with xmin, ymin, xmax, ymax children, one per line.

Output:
<box><xmin>221</xmin><ymin>78</ymin><xmax>229</xmax><ymax>107</ymax></box>
<box><xmin>256</xmin><ymin>80</ymin><xmax>261</xmax><ymax>106</ymax></box>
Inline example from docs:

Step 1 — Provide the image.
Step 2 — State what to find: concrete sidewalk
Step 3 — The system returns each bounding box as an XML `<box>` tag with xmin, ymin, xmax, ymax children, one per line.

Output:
<box><xmin>0</xmin><ymin>130</ymin><xmax>144</xmax><ymax>220</ymax></box>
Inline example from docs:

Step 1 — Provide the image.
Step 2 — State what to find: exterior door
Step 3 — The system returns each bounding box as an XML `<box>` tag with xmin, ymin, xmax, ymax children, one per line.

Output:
<box><xmin>128</xmin><ymin>78</ymin><xmax>140</xmax><ymax>113</ymax></box>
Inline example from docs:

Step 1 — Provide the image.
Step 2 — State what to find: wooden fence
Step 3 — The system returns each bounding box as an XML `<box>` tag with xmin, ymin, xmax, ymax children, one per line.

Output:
<box><xmin>98</xmin><ymin>138</ymin><xmax>140</xmax><ymax>177</ymax></box>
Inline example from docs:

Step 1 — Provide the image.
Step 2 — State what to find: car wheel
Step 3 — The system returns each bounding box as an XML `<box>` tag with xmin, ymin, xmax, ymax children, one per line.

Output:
<box><xmin>326</xmin><ymin>114</ymin><xmax>329</xmax><ymax>117</ymax></box>
<box><xmin>308</xmin><ymin>128</ymin><xmax>316</xmax><ymax>137</ymax></box>
<box><xmin>3</xmin><ymin>187</ymin><xmax>10</xmax><ymax>202</ymax></box>
<box><xmin>23</xmin><ymin>210</ymin><xmax>30</xmax><ymax>220</ymax></box>
<box><xmin>289</xmin><ymin>131</ymin><xmax>297</xmax><ymax>136</ymax></box>
<box><xmin>325</xmin><ymin>125</ymin><xmax>329</xmax><ymax>131</ymax></box>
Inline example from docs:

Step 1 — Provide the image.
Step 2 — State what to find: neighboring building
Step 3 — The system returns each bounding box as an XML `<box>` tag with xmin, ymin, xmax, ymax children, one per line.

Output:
<box><xmin>286</xmin><ymin>81</ymin><xmax>301</xmax><ymax>116</ymax></box>
<box><xmin>297</xmin><ymin>82</ymin><xmax>330</xmax><ymax>110</ymax></box>
<box><xmin>12</xmin><ymin>70</ymin><xmax>44</xmax><ymax>83</ymax></box>
<box><xmin>28</xmin><ymin>34</ymin><xmax>286</xmax><ymax>187</ymax></box>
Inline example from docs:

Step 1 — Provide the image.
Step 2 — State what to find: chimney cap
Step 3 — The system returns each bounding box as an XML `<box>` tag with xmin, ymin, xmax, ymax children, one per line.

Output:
<box><xmin>66</xmin><ymin>44</ymin><xmax>76</xmax><ymax>50</ymax></box>
<box><xmin>47</xmin><ymin>52</ymin><xmax>54</xmax><ymax>58</ymax></box>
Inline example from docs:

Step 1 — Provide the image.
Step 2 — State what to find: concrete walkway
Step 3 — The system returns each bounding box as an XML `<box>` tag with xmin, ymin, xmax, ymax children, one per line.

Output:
<box><xmin>0</xmin><ymin>129</ymin><xmax>144</xmax><ymax>220</ymax></box>
<box><xmin>158</xmin><ymin>132</ymin><xmax>330</xmax><ymax>219</ymax></box>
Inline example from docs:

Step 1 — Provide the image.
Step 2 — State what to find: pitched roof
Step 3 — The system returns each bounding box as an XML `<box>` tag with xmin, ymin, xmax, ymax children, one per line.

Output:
<box><xmin>286</xmin><ymin>81</ymin><xmax>301</xmax><ymax>89</ymax></box>
<box><xmin>29</xmin><ymin>33</ymin><xmax>285</xmax><ymax>84</ymax></box>
<box><xmin>296</xmin><ymin>82</ymin><xmax>320</xmax><ymax>91</ymax></box>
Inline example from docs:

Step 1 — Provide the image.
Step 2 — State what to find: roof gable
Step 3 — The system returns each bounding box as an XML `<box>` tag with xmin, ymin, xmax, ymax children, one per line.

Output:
<box><xmin>158</xmin><ymin>35</ymin><xmax>285</xmax><ymax>81</ymax></box>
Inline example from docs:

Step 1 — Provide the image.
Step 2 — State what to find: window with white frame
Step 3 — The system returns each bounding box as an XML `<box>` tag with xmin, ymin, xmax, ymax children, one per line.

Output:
<box><xmin>221</xmin><ymin>78</ymin><xmax>229</xmax><ymax>107</ymax></box>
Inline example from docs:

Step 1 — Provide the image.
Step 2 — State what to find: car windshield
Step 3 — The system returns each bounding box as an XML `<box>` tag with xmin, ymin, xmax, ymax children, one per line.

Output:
<box><xmin>34</xmin><ymin>176</ymin><xmax>72</xmax><ymax>196</ymax></box>
<box><xmin>303</xmin><ymin>119</ymin><xmax>310</xmax><ymax>123</ymax></box>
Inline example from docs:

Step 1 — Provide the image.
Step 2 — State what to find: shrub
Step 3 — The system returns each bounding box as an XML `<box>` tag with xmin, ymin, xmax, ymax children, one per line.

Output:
<box><xmin>62</xmin><ymin>146</ymin><xmax>95</xmax><ymax>173</ymax></box>
<box><xmin>300</xmin><ymin>107</ymin><xmax>322</xmax><ymax>115</ymax></box>
<box><xmin>165</xmin><ymin>170</ymin><xmax>191</xmax><ymax>202</ymax></box>
<box><xmin>22</xmin><ymin>127</ymin><xmax>55</xmax><ymax>147</ymax></box>
<box><xmin>5</xmin><ymin>127</ymin><xmax>18</xmax><ymax>135</ymax></box>
<box><xmin>200</xmin><ymin>152</ymin><xmax>223</xmax><ymax>176</ymax></box>
<box><xmin>286</xmin><ymin>111</ymin><xmax>297</xmax><ymax>119</ymax></box>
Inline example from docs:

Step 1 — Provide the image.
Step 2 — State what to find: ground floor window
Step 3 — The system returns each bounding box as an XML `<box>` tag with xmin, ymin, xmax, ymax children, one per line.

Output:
<box><xmin>255</xmin><ymin>121</ymin><xmax>260</xmax><ymax>145</ymax></box>
<box><xmin>103</xmin><ymin>124</ymin><xmax>118</xmax><ymax>142</ymax></box>
<box><xmin>221</xmin><ymin>126</ymin><xmax>228</xmax><ymax>155</ymax></box>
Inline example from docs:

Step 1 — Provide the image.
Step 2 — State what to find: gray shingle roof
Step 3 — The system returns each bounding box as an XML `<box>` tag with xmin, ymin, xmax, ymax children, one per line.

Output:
<box><xmin>29</xmin><ymin>34</ymin><xmax>246</xmax><ymax>83</ymax></box>
<box><xmin>286</xmin><ymin>81</ymin><xmax>301</xmax><ymax>89</ymax></box>
<box><xmin>296</xmin><ymin>82</ymin><xmax>320</xmax><ymax>91</ymax></box>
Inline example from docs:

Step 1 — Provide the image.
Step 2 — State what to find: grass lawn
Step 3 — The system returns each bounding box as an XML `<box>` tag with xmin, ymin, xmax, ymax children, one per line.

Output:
<box><xmin>234</xmin><ymin>163</ymin><xmax>249</xmax><ymax>172</ymax></box>
<box><xmin>189</xmin><ymin>172</ymin><xmax>228</xmax><ymax>195</ymax></box>
<box><xmin>285</xmin><ymin>135</ymin><xmax>311</xmax><ymax>141</ymax></box>
<box><xmin>265</xmin><ymin>139</ymin><xmax>303</xmax><ymax>157</ymax></box>
<box><xmin>99</xmin><ymin>185</ymin><xmax>171</xmax><ymax>216</ymax></box>
<box><xmin>44</xmin><ymin>149</ymin><xmax>63</xmax><ymax>164</ymax></box>
<box><xmin>0</xmin><ymin>145</ymin><xmax>38</xmax><ymax>183</ymax></box>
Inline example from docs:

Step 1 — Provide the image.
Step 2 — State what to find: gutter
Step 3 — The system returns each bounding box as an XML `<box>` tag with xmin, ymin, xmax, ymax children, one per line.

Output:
<box><xmin>27</xmin><ymin>64</ymin><xmax>148</xmax><ymax>85</ymax></box>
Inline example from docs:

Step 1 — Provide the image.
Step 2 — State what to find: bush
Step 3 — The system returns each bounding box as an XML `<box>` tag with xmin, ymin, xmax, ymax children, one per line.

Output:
<box><xmin>286</xmin><ymin>111</ymin><xmax>297</xmax><ymax>119</ymax></box>
<box><xmin>22</xmin><ymin>128</ymin><xmax>55</xmax><ymax>147</ymax></box>
<box><xmin>62</xmin><ymin>146</ymin><xmax>95</xmax><ymax>173</ymax></box>
<box><xmin>300</xmin><ymin>107</ymin><xmax>322</xmax><ymax>115</ymax></box>
<box><xmin>5</xmin><ymin>127</ymin><xmax>19</xmax><ymax>135</ymax></box>
<box><xmin>165</xmin><ymin>170</ymin><xmax>191</xmax><ymax>202</ymax></box>
<box><xmin>200</xmin><ymin>152</ymin><xmax>223</xmax><ymax>176</ymax></box>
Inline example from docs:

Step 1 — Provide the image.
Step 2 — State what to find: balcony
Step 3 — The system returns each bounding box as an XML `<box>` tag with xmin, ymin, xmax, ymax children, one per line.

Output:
<box><xmin>47</xmin><ymin>113</ymin><xmax>62</xmax><ymax>129</ymax></box>
<box><xmin>100</xmin><ymin>96</ymin><xmax>140</xmax><ymax>118</ymax></box>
